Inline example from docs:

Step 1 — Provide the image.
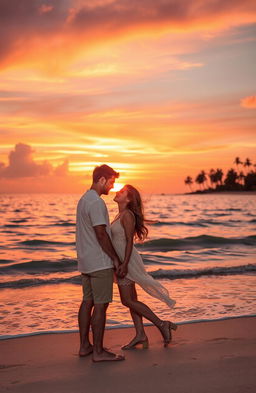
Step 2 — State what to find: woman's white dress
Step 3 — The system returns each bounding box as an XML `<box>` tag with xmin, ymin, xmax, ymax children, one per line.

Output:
<box><xmin>111</xmin><ymin>219</ymin><xmax>176</xmax><ymax>308</ymax></box>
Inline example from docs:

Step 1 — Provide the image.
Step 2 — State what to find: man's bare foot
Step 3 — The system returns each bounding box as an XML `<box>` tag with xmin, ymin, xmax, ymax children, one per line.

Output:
<box><xmin>79</xmin><ymin>344</ymin><xmax>93</xmax><ymax>357</ymax></box>
<box><xmin>92</xmin><ymin>349</ymin><xmax>125</xmax><ymax>362</ymax></box>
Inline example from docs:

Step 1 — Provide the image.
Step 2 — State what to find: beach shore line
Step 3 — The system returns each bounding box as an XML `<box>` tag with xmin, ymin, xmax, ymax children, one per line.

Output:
<box><xmin>1</xmin><ymin>316</ymin><xmax>255</xmax><ymax>393</ymax></box>
<box><xmin>184</xmin><ymin>191</ymin><xmax>256</xmax><ymax>195</ymax></box>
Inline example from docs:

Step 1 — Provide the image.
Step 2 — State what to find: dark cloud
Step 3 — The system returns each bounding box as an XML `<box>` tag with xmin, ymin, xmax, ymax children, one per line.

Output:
<box><xmin>0</xmin><ymin>143</ymin><xmax>69</xmax><ymax>178</ymax></box>
<box><xmin>68</xmin><ymin>0</ymin><xmax>256</xmax><ymax>30</ymax></box>
<box><xmin>0</xmin><ymin>0</ymin><xmax>255</xmax><ymax>69</ymax></box>
<box><xmin>0</xmin><ymin>1</ymin><xmax>70</xmax><ymax>61</ymax></box>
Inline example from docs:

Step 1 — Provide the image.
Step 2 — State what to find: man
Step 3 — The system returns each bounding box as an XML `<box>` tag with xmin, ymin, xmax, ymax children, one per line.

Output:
<box><xmin>76</xmin><ymin>164</ymin><xmax>125</xmax><ymax>362</ymax></box>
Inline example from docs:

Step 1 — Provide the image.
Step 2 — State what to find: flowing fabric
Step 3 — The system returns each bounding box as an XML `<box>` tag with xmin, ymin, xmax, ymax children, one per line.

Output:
<box><xmin>111</xmin><ymin>219</ymin><xmax>176</xmax><ymax>308</ymax></box>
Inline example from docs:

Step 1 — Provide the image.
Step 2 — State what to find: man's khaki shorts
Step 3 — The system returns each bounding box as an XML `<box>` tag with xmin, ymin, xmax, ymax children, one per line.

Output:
<box><xmin>81</xmin><ymin>268</ymin><xmax>114</xmax><ymax>304</ymax></box>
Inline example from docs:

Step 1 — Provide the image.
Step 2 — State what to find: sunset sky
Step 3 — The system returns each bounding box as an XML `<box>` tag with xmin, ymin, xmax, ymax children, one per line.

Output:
<box><xmin>0</xmin><ymin>0</ymin><xmax>255</xmax><ymax>193</ymax></box>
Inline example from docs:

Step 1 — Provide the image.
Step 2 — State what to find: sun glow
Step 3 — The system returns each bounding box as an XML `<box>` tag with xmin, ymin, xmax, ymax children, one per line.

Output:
<box><xmin>111</xmin><ymin>183</ymin><xmax>124</xmax><ymax>192</ymax></box>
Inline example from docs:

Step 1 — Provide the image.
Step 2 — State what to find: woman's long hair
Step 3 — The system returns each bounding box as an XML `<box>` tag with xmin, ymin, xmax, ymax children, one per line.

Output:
<box><xmin>125</xmin><ymin>185</ymin><xmax>148</xmax><ymax>241</ymax></box>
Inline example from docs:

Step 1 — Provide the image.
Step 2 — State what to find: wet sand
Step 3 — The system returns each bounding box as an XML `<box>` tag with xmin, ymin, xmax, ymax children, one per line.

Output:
<box><xmin>0</xmin><ymin>316</ymin><xmax>255</xmax><ymax>393</ymax></box>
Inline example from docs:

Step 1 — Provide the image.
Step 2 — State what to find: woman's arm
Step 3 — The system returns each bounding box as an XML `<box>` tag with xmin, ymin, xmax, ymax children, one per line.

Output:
<box><xmin>118</xmin><ymin>210</ymin><xmax>135</xmax><ymax>276</ymax></box>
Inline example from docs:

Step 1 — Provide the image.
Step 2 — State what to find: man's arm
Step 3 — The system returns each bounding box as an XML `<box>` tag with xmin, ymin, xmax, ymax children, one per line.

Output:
<box><xmin>93</xmin><ymin>225</ymin><xmax>122</xmax><ymax>270</ymax></box>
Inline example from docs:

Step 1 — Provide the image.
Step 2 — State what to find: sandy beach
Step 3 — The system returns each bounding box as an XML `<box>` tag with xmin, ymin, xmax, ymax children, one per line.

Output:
<box><xmin>1</xmin><ymin>316</ymin><xmax>255</xmax><ymax>393</ymax></box>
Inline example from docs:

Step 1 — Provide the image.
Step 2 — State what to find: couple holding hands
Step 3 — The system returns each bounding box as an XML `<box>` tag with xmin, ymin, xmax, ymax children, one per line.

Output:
<box><xmin>76</xmin><ymin>165</ymin><xmax>176</xmax><ymax>362</ymax></box>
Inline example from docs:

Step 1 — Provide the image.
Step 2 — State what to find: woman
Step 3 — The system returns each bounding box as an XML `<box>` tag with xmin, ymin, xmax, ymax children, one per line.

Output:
<box><xmin>111</xmin><ymin>184</ymin><xmax>177</xmax><ymax>349</ymax></box>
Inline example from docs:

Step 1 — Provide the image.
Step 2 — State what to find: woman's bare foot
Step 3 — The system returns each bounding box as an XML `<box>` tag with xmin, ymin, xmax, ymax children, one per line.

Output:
<box><xmin>92</xmin><ymin>349</ymin><xmax>125</xmax><ymax>362</ymax></box>
<box><xmin>79</xmin><ymin>344</ymin><xmax>93</xmax><ymax>357</ymax></box>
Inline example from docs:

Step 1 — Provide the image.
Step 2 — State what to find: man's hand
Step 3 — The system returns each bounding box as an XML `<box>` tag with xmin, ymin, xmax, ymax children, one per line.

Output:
<box><xmin>113</xmin><ymin>258</ymin><xmax>121</xmax><ymax>272</ymax></box>
<box><xmin>94</xmin><ymin>225</ymin><xmax>123</xmax><ymax>270</ymax></box>
<box><xmin>117</xmin><ymin>264</ymin><xmax>128</xmax><ymax>278</ymax></box>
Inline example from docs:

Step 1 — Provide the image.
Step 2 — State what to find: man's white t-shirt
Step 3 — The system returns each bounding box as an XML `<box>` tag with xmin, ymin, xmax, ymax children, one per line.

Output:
<box><xmin>76</xmin><ymin>189</ymin><xmax>113</xmax><ymax>274</ymax></box>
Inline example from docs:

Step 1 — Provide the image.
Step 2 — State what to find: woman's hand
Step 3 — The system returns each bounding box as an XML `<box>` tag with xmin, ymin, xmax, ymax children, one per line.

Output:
<box><xmin>117</xmin><ymin>264</ymin><xmax>128</xmax><ymax>278</ymax></box>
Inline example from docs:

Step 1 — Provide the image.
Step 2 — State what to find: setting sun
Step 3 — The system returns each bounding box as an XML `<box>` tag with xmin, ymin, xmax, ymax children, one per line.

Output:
<box><xmin>111</xmin><ymin>183</ymin><xmax>125</xmax><ymax>192</ymax></box>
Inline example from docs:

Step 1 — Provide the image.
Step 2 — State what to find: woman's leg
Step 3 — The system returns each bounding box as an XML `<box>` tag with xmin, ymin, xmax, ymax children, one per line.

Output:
<box><xmin>118</xmin><ymin>284</ymin><xmax>148</xmax><ymax>348</ymax></box>
<box><xmin>129</xmin><ymin>285</ymin><xmax>146</xmax><ymax>337</ymax></box>
<box><xmin>119</xmin><ymin>283</ymin><xmax>176</xmax><ymax>345</ymax></box>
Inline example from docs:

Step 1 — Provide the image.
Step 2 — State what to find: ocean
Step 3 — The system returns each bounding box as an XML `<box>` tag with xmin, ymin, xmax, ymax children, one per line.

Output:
<box><xmin>0</xmin><ymin>192</ymin><xmax>255</xmax><ymax>339</ymax></box>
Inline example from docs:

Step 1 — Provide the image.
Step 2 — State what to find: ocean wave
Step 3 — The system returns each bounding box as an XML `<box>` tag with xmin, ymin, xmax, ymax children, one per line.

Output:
<box><xmin>1</xmin><ymin>264</ymin><xmax>255</xmax><ymax>289</ymax></box>
<box><xmin>10</xmin><ymin>219</ymin><xmax>29</xmax><ymax>223</ymax></box>
<box><xmin>152</xmin><ymin>221</ymin><xmax>207</xmax><ymax>227</ymax></box>
<box><xmin>18</xmin><ymin>239</ymin><xmax>75</xmax><ymax>247</ymax></box>
<box><xmin>0</xmin><ymin>259</ymin><xmax>14</xmax><ymax>264</ymax></box>
<box><xmin>2</xmin><ymin>314</ymin><xmax>256</xmax><ymax>340</ymax></box>
<box><xmin>152</xmin><ymin>219</ymin><xmax>243</xmax><ymax>227</ymax></box>
<box><xmin>0</xmin><ymin>258</ymin><xmax>76</xmax><ymax>274</ymax></box>
<box><xmin>202</xmin><ymin>208</ymin><xmax>242</xmax><ymax>212</ymax></box>
<box><xmin>138</xmin><ymin>235</ymin><xmax>256</xmax><ymax>250</ymax></box>
<box><xmin>53</xmin><ymin>221</ymin><xmax>75</xmax><ymax>227</ymax></box>
<box><xmin>0</xmin><ymin>256</ymin><xmax>178</xmax><ymax>274</ymax></box>
<box><xmin>0</xmin><ymin>275</ymin><xmax>81</xmax><ymax>289</ymax></box>
<box><xmin>3</xmin><ymin>224</ymin><xmax>30</xmax><ymax>228</ymax></box>
<box><xmin>151</xmin><ymin>263</ymin><xmax>256</xmax><ymax>279</ymax></box>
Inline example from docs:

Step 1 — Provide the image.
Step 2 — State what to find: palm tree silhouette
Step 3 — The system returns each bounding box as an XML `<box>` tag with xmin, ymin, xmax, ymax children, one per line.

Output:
<box><xmin>188</xmin><ymin>157</ymin><xmax>255</xmax><ymax>193</ymax></box>
<box><xmin>195</xmin><ymin>171</ymin><xmax>207</xmax><ymax>190</ymax></box>
<box><xmin>209</xmin><ymin>169</ymin><xmax>216</xmax><ymax>189</ymax></box>
<box><xmin>184</xmin><ymin>176</ymin><xmax>193</xmax><ymax>192</ymax></box>
<box><xmin>224</xmin><ymin>168</ymin><xmax>239</xmax><ymax>189</ymax></box>
<box><xmin>244</xmin><ymin>158</ymin><xmax>252</xmax><ymax>173</ymax></box>
<box><xmin>215</xmin><ymin>168</ymin><xmax>224</xmax><ymax>186</ymax></box>
<box><xmin>201</xmin><ymin>170</ymin><xmax>209</xmax><ymax>188</ymax></box>
<box><xmin>234</xmin><ymin>157</ymin><xmax>243</xmax><ymax>170</ymax></box>
<box><xmin>238</xmin><ymin>171</ymin><xmax>245</xmax><ymax>186</ymax></box>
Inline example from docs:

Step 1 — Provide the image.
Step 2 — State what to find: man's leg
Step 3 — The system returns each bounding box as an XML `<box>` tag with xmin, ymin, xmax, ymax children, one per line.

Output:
<box><xmin>91</xmin><ymin>303</ymin><xmax>124</xmax><ymax>362</ymax></box>
<box><xmin>78</xmin><ymin>299</ymin><xmax>94</xmax><ymax>356</ymax></box>
<box><xmin>90</xmin><ymin>269</ymin><xmax>124</xmax><ymax>362</ymax></box>
<box><xmin>91</xmin><ymin>302</ymin><xmax>108</xmax><ymax>353</ymax></box>
<box><xmin>78</xmin><ymin>273</ymin><xmax>94</xmax><ymax>356</ymax></box>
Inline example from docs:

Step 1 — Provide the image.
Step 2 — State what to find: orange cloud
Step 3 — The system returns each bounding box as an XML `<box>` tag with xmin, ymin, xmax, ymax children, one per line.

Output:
<box><xmin>240</xmin><ymin>95</ymin><xmax>256</xmax><ymax>109</ymax></box>
<box><xmin>0</xmin><ymin>143</ymin><xmax>88</xmax><ymax>193</ymax></box>
<box><xmin>0</xmin><ymin>143</ymin><xmax>68</xmax><ymax>178</ymax></box>
<box><xmin>38</xmin><ymin>4</ymin><xmax>54</xmax><ymax>15</ymax></box>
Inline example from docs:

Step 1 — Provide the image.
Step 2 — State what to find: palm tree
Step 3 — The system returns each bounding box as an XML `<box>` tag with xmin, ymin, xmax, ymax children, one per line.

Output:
<box><xmin>184</xmin><ymin>176</ymin><xmax>193</xmax><ymax>192</ymax></box>
<box><xmin>244</xmin><ymin>171</ymin><xmax>256</xmax><ymax>191</ymax></box>
<box><xmin>244</xmin><ymin>158</ymin><xmax>252</xmax><ymax>173</ymax></box>
<box><xmin>209</xmin><ymin>169</ymin><xmax>216</xmax><ymax>189</ymax></box>
<box><xmin>238</xmin><ymin>171</ymin><xmax>245</xmax><ymax>186</ymax></box>
<box><xmin>215</xmin><ymin>168</ymin><xmax>224</xmax><ymax>186</ymax></box>
<box><xmin>201</xmin><ymin>170</ymin><xmax>209</xmax><ymax>189</ymax></box>
<box><xmin>234</xmin><ymin>157</ymin><xmax>243</xmax><ymax>170</ymax></box>
<box><xmin>224</xmin><ymin>168</ymin><xmax>239</xmax><ymax>190</ymax></box>
<box><xmin>195</xmin><ymin>171</ymin><xmax>207</xmax><ymax>190</ymax></box>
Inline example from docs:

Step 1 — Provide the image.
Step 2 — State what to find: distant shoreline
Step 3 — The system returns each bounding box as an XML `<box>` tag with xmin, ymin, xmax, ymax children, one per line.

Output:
<box><xmin>184</xmin><ymin>190</ymin><xmax>256</xmax><ymax>196</ymax></box>
<box><xmin>1</xmin><ymin>191</ymin><xmax>256</xmax><ymax>196</ymax></box>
